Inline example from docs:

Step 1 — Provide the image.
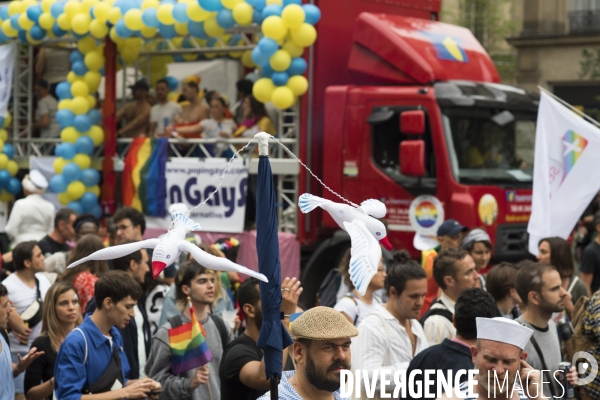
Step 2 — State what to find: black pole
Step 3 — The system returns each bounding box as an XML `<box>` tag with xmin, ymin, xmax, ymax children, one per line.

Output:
<box><xmin>270</xmin><ymin>378</ymin><xmax>279</xmax><ymax>400</ymax></box>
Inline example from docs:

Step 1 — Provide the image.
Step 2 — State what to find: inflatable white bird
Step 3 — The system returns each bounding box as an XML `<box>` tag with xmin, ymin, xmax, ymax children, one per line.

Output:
<box><xmin>298</xmin><ymin>193</ymin><xmax>391</xmax><ymax>295</ymax></box>
<box><xmin>66</xmin><ymin>213</ymin><xmax>268</xmax><ymax>282</ymax></box>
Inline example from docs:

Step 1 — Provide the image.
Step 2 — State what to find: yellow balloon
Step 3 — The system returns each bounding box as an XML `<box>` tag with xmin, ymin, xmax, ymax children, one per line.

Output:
<box><xmin>0</xmin><ymin>140</ymin><xmax>4</xmax><ymax>154</ymax></box>
<box><xmin>142</xmin><ymin>0</ymin><xmax>160</xmax><ymax>10</ymax></box>
<box><xmin>89</xmin><ymin>19</ymin><xmax>108</xmax><ymax>38</ymax></box>
<box><xmin>61</xmin><ymin>127</ymin><xmax>79</xmax><ymax>143</ymax></box>
<box><xmin>281</xmin><ymin>4</ymin><xmax>305</xmax><ymax>29</ymax></box>
<box><xmin>187</xmin><ymin>2</ymin><xmax>210</xmax><ymax>22</ymax></box>
<box><xmin>71</xmin><ymin>14</ymin><xmax>91</xmax><ymax>35</ymax></box>
<box><xmin>18</xmin><ymin>13</ymin><xmax>34</xmax><ymax>30</ymax></box>
<box><xmin>241</xmin><ymin>50</ymin><xmax>255</xmax><ymax>68</ymax></box>
<box><xmin>283</xmin><ymin>40</ymin><xmax>303</xmax><ymax>58</ymax></box>
<box><xmin>0</xmin><ymin>190</ymin><xmax>12</xmax><ymax>203</ymax></box>
<box><xmin>56</xmin><ymin>14</ymin><xmax>70</xmax><ymax>30</ymax></box>
<box><xmin>1</xmin><ymin>20</ymin><xmax>17</xmax><ymax>38</ymax></box>
<box><xmin>222</xmin><ymin>0</ymin><xmax>243</xmax><ymax>10</ymax></box>
<box><xmin>71</xmin><ymin>81</ymin><xmax>90</xmax><ymax>97</ymax></box>
<box><xmin>266</xmin><ymin>0</ymin><xmax>282</xmax><ymax>4</ymax></box>
<box><xmin>78</xmin><ymin>36</ymin><xmax>97</xmax><ymax>54</ymax></box>
<box><xmin>67</xmin><ymin>181</ymin><xmax>86</xmax><ymax>201</ymax></box>
<box><xmin>140</xmin><ymin>26</ymin><xmax>156</xmax><ymax>38</ymax></box>
<box><xmin>65</xmin><ymin>1</ymin><xmax>83</xmax><ymax>18</ymax></box>
<box><xmin>0</xmin><ymin>129</ymin><xmax>7</xmax><ymax>142</ymax></box>
<box><xmin>88</xmin><ymin>126</ymin><xmax>104</xmax><ymax>146</ymax></box>
<box><xmin>67</xmin><ymin>71</ymin><xmax>83</xmax><ymax>84</ymax></box>
<box><xmin>82</xmin><ymin>0</ymin><xmax>98</xmax><ymax>12</ymax></box>
<box><xmin>84</xmin><ymin>71</ymin><xmax>102</xmax><ymax>92</ymax></box>
<box><xmin>252</xmin><ymin>78</ymin><xmax>275</xmax><ymax>103</ymax></box>
<box><xmin>57</xmin><ymin>192</ymin><xmax>70</xmax><ymax>206</ymax></box>
<box><xmin>286</xmin><ymin>75</ymin><xmax>307</xmax><ymax>96</ymax></box>
<box><xmin>204</xmin><ymin>16</ymin><xmax>224</xmax><ymax>37</ymax></box>
<box><xmin>232</xmin><ymin>3</ymin><xmax>253</xmax><ymax>26</ymax></box>
<box><xmin>262</xmin><ymin>16</ymin><xmax>287</xmax><ymax>41</ymax></box>
<box><xmin>86</xmin><ymin>95</ymin><xmax>97</xmax><ymax>109</ymax></box>
<box><xmin>71</xmin><ymin>96</ymin><xmax>90</xmax><ymax>115</ymax></box>
<box><xmin>93</xmin><ymin>2</ymin><xmax>110</xmax><ymax>22</ymax></box>
<box><xmin>4</xmin><ymin>112</ymin><xmax>11</xmax><ymax>128</ymax></box>
<box><xmin>74</xmin><ymin>154</ymin><xmax>92</xmax><ymax>169</ymax></box>
<box><xmin>107</xmin><ymin>7</ymin><xmax>122</xmax><ymax>24</ymax></box>
<box><xmin>271</xmin><ymin>86</ymin><xmax>295</xmax><ymax>109</ymax></box>
<box><xmin>269</xmin><ymin>50</ymin><xmax>291</xmax><ymax>72</ymax></box>
<box><xmin>6</xmin><ymin>160</ymin><xmax>18</xmax><ymax>177</ymax></box>
<box><xmin>84</xmin><ymin>51</ymin><xmax>104</xmax><ymax>71</ymax></box>
<box><xmin>38</xmin><ymin>13</ymin><xmax>54</xmax><ymax>30</ymax></box>
<box><xmin>174</xmin><ymin>22</ymin><xmax>188</xmax><ymax>36</ymax></box>
<box><xmin>290</xmin><ymin>23</ymin><xmax>317</xmax><ymax>47</ymax></box>
<box><xmin>58</xmin><ymin>99</ymin><xmax>72</xmax><ymax>110</ymax></box>
<box><xmin>41</xmin><ymin>0</ymin><xmax>53</xmax><ymax>12</ymax></box>
<box><xmin>86</xmin><ymin>185</ymin><xmax>101</xmax><ymax>197</ymax></box>
<box><xmin>124</xmin><ymin>9</ymin><xmax>143</xmax><ymax>30</ymax></box>
<box><xmin>0</xmin><ymin>154</ymin><xmax>8</xmax><ymax>169</ymax></box>
<box><xmin>8</xmin><ymin>2</ymin><xmax>24</xmax><ymax>16</ymax></box>
<box><xmin>157</xmin><ymin>4</ymin><xmax>175</xmax><ymax>25</ymax></box>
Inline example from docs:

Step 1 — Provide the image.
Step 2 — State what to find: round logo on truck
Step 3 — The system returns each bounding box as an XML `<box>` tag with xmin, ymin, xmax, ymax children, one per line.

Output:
<box><xmin>478</xmin><ymin>194</ymin><xmax>499</xmax><ymax>226</ymax></box>
<box><xmin>409</xmin><ymin>195</ymin><xmax>444</xmax><ymax>235</ymax></box>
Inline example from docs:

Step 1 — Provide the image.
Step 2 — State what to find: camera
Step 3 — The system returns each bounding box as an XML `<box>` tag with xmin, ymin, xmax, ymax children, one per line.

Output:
<box><xmin>557</xmin><ymin>321</ymin><xmax>574</xmax><ymax>341</ymax></box>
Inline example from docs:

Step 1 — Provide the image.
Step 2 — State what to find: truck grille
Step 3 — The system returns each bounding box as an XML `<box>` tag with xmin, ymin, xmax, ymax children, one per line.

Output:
<box><xmin>494</xmin><ymin>224</ymin><xmax>531</xmax><ymax>262</ymax></box>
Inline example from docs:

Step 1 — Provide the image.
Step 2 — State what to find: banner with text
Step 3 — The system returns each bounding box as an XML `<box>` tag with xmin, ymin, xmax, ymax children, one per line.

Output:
<box><xmin>0</xmin><ymin>43</ymin><xmax>15</xmax><ymax>117</ymax></box>
<box><xmin>163</xmin><ymin>158</ymin><xmax>248</xmax><ymax>233</ymax></box>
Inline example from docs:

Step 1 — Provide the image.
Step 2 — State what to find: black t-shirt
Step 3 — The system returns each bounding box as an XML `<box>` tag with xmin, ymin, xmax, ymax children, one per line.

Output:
<box><xmin>581</xmin><ymin>241</ymin><xmax>600</xmax><ymax>293</ymax></box>
<box><xmin>37</xmin><ymin>235</ymin><xmax>70</xmax><ymax>257</ymax></box>
<box><xmin>219</xmin><ymin>333</ymin><xmax>266</xmax><ymax>400</ymax></box>
<box><xmin>24</xmin><ymin>335</ymin><xmax>57</xmax><ymax>399</ymax></box>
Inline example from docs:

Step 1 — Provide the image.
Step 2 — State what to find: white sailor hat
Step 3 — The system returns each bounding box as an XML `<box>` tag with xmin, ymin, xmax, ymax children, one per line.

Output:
<box><xmin>476</xmin><ymin>317</ymin><xmax>533</xmax><ymax>350</ymax></box>
<box><xmin>29</xmin><ymin>170</ymin><xmax>48</xmax><ymax>189</ymax></box>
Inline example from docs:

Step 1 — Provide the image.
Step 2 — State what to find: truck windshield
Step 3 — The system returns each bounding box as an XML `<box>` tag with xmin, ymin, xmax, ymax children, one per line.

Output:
<box><xmin>442</xmin><ymin>107</ymin><xmax>537</xmax><ymax>186</ymax></box>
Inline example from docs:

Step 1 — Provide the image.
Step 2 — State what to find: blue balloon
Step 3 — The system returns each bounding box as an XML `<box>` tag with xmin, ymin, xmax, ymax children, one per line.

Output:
<box><xmin>303</xmin><ymin>4</ymin><xmax>321</xmax><ymax>25</ymax></box>
<box><xmin>261</xmin><ymin>64</ymin><xmax>274</xmax><ymax>78</ymax></box>
<box><xmin>66</xmin><ymin>201</ymin><xmax>84</xmax><ymax>215</ymax></box>
<box><xmin>188</xmin><ymin>21</ymin><xmax>207</xmax><ymax>39</ymax></box>
<box><xmin>89</xmin><ymin>6</ymin><xmax>95</xmax><ymax>18</ymax></box>
<box><xmin>199</xmin><ymin>0</ymin><xmax>222</xmax><ymax>12</ymax></box>
<box><xmin>114</xmin><ymin>0</ymin><xmax>137</xmax><ymax>14</ymax></box>
<box><xmin>10</xmin><ymin>15</ymin><xmax>19</xmax><ymax>31</ymax></box>
<box><xmin>27</xmin><ymin>5</ymin><xmax>43</xmax><ymax>22</ymax></box>
<box><xmin>0</xmin><ymin>170</ymin><xmax>10</xmax><ymax>187</ymax></box>
<box><xmin>287</xmin><ymin>57</ymin><xmax>307</xmax><ymax>76</ymax></box>
<box><xmin>6</xmin><ymin>178</ymin><xmax>21</xmax><ymax>195</ymax></box>
<box><xmin>52</xmin><ymin>24</ymin><xmax>67</xmax><ymax>38</ymax></box>
<box><xmin>0</xmin><ymin>30</ymin><xmax>8</xmax><ymax>44</ymax></box>
<box><xmin>142</xmin><ymin>8</ymin><xmax>159</xmax><ymax>28</ymax></box>
<box><xmin>258</xmin><ymin>38</ymin><xmax>278</xmax><ymax>57</ymax></box>
<box><xmin>262</xmin><ymin>4</ymin><xmax>282</xmax><ymax>19</ymax></box>
<box><xmin>49</xmin><ymin>175</ymin><xmax>67</xmax><ymax>193</ymax></box>
<box><xmin>61</xmin><ymin>143</ymin><xmax>77</xmax><ymax>160</ymax></box>
<box><xmin>252</xmin><ymin>0</ymin><xmax>266</xmax><ymax>10</ymax></box>
<box><xmin>283</xmin><ymin>0</ymin><xmax>301</xmax><ymax>4</ymax></box>
<box><xmin>90</xmin><ymin>204</ymin><xmax>103</xmax><ymax>219</ymax></box>
<box><xmin>75</xmin><ymin>136</ymin><xmax>95</xmax><ymax>155</ymax></box>
<box><xmin>72</xmin><ymin>60</ymin><xmax>88</xmax><ymax>76</ymax></box>
<box><xmin>80</xmin><ymin>192</ymin><xmax>98</xmax><ymax>211</ymax></box>
<box><xmin>73</xmin><ymin>115</ymin><xmax>92</xmax><ymax>133</ymax></box>
<box><xmin>69</xmin><ymin>50</ymin><xmax>84</xmax><ymax>64</ymax></box>
<box><xmin>252</xmin><ymin>10</ymin><xmax>264</xmax><ymax>24</ymax></box>
<box><xmin>0</xmin><ymin>7</ymin><xmax>9</xmax><ymax>21</ymax></box>
<box><xmin>115</xmin><ymin>20</ymin><xmax>133</xmax><ymax>38</ymax></box>
<box><xmin>56</xmin><ymin>82</ymin><xmax>72</xmax><ymax>100</ymax></box>
<box><xmin>62</xmin><ymin>163</ymin><xmax>82</xmax><ymax>183</ymax></box>
<box><xmin>173</xmin><ymin>3</ymin><xmax>189</xmax><ymax>23</ymax></box>
<box><xmin>271</xmin><ymin>71</ymin><xmax>289</xmax><ymax>86</ymax></box>
<box><xmin>216</xmin><ymin>9</ymin><xmax>235</xmax><ymax>29</ymax></box>
<box><xmin>18</xmin><ymin>29</ymin><xmax>28</xmax><ymax>43</ymax></box>
<box><xmin>251</xmin><ymin>47</ymin><xmax>270</xmax><ymax>66</ymax></box>
<box><xmin>50</xmin><ymin>2</ymin><xmax>65</xmax><ymax>19</ymax></box>
<box><xmin>29</xmin><ymin>25</ymin><xmax>46</xmax><ymax>41</ymax></box>
<box><xmin>158</xmin><ymin>23</ymin><xmax>176</xmax><ymax>39</ymax></box>
<box><xmin>88</xmin><ymin>109</ymin><xmax>101</xmax><ymax>126</ymax></box>
<box><xmin>99</xmin><ymin>66</ymin><xmax>105</xmax><ymax>76</ymax></box>
<box><xmin>80</xmin><ymin>168</ymin><xmax>100</xmax><ymax>186</ymax></box>
<box><xmin>56</xmin><ymin>109</ymin><xmax>75</xmax><ymax>129</ymax></box>
<box><xmin>2</xmin><ymin>143</ymin><xmax>14</xmax><ymax>159</ymax></box>
<box><xmin>0</xmin><ymin>117</ymin><xmax>5</xmax><ymax>127</ymax></box>
<box><xmin>165</xmin><ymin>76</ymin><xmax>178</xmax><ymax>91</ymax></box>
<box><xmin>162</xmin><ymin>0</ymin><xmax>176</xmax><ymax>3</ymax></box>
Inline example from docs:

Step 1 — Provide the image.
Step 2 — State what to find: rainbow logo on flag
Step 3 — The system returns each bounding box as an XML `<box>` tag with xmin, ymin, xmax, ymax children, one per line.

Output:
<box><xmin>562</xmin><ymin>130</ymin><xmax>588</xmax><ymax>180</ymax></box>
<box><xmin>122</xmin><ymin>137</ymin><xmax>168</xmax><ymax>217</ymax></box>
<box><xmin>168</xmin><ymin>306</ymin><xmax>213</xmax><ymax>374</ymax></box>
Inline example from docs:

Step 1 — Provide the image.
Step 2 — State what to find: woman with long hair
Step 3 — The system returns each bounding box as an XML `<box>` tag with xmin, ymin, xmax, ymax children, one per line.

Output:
<box><xmin>24</xmin><ymin>282</ymin><xmax>82</xmax><ymax>400</ymax></box>
<box><xmin>60</xmin><ymin>234</ymin><xmax>109</xmax><ymax>311</ymax></box>
<box><xmin>232</xmin><ymin>95</ymin><xmax>275</xmax><ymax>138</ymax></box>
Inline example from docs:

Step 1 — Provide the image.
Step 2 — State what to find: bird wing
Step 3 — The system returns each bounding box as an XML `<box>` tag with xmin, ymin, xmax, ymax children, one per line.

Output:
<box><xmin>359</xmin><ymin>199</ymin><xmax>387</xmax><ymax>218</ymax></box>
<box><xmin>343</xmin><ymin>220</ymin><xmax>381</xmax><ymax>296</ymax></box>
<box><xmin>298</xmin><ymin>193</ymin><xmax>330</xmax><ymax>214</ymax></box>
<box><xmin>178</xmin><ymin>240</ymin><xmax>268</xmax><ymax>283</ymax></box>
<box><xmin>66</xmin><ymin>239</ymin><xmax>160</xmax><ymax>269</ymax></box>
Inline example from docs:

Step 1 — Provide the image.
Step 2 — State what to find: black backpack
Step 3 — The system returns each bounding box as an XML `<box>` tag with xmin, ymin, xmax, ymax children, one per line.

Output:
<box><xmin>168</xmin><ymin>313</ymin><xmax>229</xmax><ymax>352</ymax></box>
<box><xmin>419</xmin><ymin>299</ymin><xmax>453</xmax><ymax>326</ymax></box>
<box><xmin>318</xmin><ymin>269</ymin><xmax>342</xmax><ymax>308</ymax></box>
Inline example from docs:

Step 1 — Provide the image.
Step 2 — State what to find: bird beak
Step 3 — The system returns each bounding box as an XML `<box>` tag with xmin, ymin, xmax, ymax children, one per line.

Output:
<box><xmin>152</xmin><ymin>261</ymin><xmax>167</xmax><ymax>280</ymax></box>
<box><xmin>379</xmin><ymin>237</ymin><xmax>393</xmax><ymax>251</ymax></box>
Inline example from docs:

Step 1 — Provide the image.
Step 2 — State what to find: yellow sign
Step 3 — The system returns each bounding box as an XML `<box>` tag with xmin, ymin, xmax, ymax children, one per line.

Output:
<box><xmin>478</xmin><ymin>194</ymin><xmax>498</xmax><ymax>226</ymax></box>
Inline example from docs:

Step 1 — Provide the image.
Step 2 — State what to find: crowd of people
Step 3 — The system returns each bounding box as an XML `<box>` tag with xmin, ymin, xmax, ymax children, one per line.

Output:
<box><xmin>0</xmin><ymin>197</ymin><xmax>599</xmax><ymax>399</ymax></box>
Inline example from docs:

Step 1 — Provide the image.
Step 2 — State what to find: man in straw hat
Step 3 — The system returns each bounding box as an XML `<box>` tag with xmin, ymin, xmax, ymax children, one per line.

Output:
<box><xmin>258</xmin><ymin>306</ymin><xmax>358</xmax><ymax>400</ymax></box>
<box><xmin>440</xmin><ymin>317</ymin><xmax>544</xmax><ymax>400</ymax></box>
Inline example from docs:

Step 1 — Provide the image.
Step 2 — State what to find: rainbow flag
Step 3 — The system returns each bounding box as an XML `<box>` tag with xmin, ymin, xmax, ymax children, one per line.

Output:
<box><xmin>168</xmin><ymin>305</ymin><xmax>213</xmax><ymax>374</ymax></box>
<box><xmin>122</xmin><ymin>137</ymin><xmax>168</xmax><ymax>216</ymax></box>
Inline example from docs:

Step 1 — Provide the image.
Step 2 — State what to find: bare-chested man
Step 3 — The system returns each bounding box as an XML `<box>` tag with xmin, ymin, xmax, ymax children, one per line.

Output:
<box><xmin>179</xmin><ymin>81</ymin><xmax>208</xmax><ymax>124</ymax></box>
<box><xmin>117</xmin><ymin>80</ymin><xmax>151</xmax><ymax>138</ymax></box>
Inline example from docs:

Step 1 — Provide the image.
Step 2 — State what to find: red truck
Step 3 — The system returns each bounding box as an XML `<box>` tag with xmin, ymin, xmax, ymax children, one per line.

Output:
<box><xmin>298</xmin><ymin>0</ymin><xmax>538</xmax><ymax>306</ymax></box>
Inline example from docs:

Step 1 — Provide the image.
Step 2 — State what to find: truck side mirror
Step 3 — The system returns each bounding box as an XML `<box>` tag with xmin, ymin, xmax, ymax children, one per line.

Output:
<box><xmin>400</xmin><ymin>141</ymin><xmax>425</xmax><ymax>177</ymax></box>
<box><xmin>400</xmin><ymin>110</ymin><xmax>425</xmax><ymax>135</ymax></box>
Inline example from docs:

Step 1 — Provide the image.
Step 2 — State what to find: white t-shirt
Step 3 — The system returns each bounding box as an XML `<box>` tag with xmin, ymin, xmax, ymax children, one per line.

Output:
<box><xmin>200</xmin><ymin>118</ymin><xmax>236</xmax><ymax>139</ymax></box>
<box><xmin>145</xmin><ymin>284</ymin><xmax>169</xmax><ymax>335</ymax></box>
<box><xmin>36</xmin><ymin>95</ymin><xmax>60</xmax><ymax>138</ymax></box>
<box><xmin>134</xmin><ymin>304</ymin><xmax>147</xmax><ymax>378</ymax></box>
<box><xmin>150</xmin><ymin>101</ymin><xmax>182</xmax><ymax>135</ymax></box>
<box><xmin>334</xmin><ymin>294</ymin><xmax>382</xmax><ymax>326</ymax></box>
<box><xmin>2</xmin><ymin>273</ymin><xmax>51</xmax><ymax>354</ymax></box>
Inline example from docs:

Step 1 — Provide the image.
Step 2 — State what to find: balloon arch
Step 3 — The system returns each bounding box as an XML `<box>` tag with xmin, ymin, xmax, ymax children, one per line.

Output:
<box><xmin>0</xmin><ymin>0</ymin><xmax>320</xmax><ymax>213</ymax></box>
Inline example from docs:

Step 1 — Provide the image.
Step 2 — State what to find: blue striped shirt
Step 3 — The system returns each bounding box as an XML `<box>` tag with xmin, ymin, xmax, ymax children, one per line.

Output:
<box><xmin>257</xmin><ymin>370</ymin><xmax>348</xmax><ymax>400</ymax></box>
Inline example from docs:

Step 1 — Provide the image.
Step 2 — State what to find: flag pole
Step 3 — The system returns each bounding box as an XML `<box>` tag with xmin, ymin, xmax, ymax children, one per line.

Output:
<box><xmin>538</xmin><ymin>86</ymin><xmax>600</xmax><ymax>129</ymax></box>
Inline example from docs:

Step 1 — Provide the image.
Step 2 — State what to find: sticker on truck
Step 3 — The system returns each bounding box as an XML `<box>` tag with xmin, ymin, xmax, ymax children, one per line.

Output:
<box><xmin>408</xmin><ymin>195</ymin><xmax>444</xmax><ymax>235</ymax></box>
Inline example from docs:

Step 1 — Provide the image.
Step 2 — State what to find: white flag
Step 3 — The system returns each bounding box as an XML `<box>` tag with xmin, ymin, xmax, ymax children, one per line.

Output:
<box><xmin>528</xmin><ymin>91</ymin><xmax>600</xmax><ymax>254</ymax></box>
<box><xmin>0</xmin><ymin>43</ymin><xmax>15</xmax><ymax>118</ymax></box>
